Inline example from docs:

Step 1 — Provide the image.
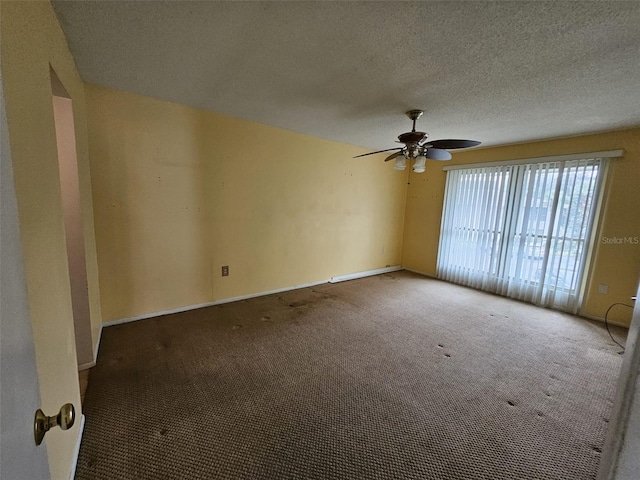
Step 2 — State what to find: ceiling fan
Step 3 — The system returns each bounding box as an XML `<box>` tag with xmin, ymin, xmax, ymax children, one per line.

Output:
<box><xmin>353</xmin><ymin>110</ymin><xmax>480</xmax><ymax>173</ymax></box>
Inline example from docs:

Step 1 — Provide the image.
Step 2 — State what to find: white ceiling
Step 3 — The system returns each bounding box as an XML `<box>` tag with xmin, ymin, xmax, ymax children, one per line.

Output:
<box><xmin>52</xmin><ymin>1</ymin><xmax>640</xmax><ymax>151</ymax></box>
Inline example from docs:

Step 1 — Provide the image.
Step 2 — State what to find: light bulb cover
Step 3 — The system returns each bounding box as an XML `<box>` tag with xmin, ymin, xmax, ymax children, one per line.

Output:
<box><xmin>393</xmin><ymin>156</ymin><xmax>406</xmax><ymax>171</ymax></box>
<box><xmin>413</xmin><ymin>155</ymin><xmax>427</xmax><ymax>173</ymax></box>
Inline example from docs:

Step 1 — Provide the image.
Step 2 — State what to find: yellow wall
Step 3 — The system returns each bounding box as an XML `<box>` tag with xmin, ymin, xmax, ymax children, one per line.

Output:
<box><xmin>402</xmin><ymin>128</ymin><xmax>640</xmax><ymax>326</ymax></box>
<box><xmin>85</xmin><ymin>85</ymin><xmax>407</xmax><ymax>322</ymax></box>
<box><xmin>1</xmin><ymin>1</ymin><xmax>103</xmax><ymax>478</ymax></box>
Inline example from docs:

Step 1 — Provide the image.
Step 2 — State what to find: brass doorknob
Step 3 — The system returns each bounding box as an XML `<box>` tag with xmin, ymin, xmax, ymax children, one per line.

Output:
<box><xmin>34</xmin><ymin>403</ymin><xmax>75</xmax><ymax>446</ymax></box>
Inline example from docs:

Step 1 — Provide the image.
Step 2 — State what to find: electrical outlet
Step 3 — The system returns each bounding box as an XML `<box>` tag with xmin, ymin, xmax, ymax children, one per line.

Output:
<box><xmin>598</xmin><ymin>284</ymin><xmax>608</xmax><ymax>294</ymax></box>
<box><xmin>221</xmin><ymin>265</ymin><xmax>229</xmax><ymax>277</ymax></box>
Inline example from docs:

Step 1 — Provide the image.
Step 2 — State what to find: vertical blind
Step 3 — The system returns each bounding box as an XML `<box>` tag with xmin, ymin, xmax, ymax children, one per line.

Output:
<box><xmin>437</xmin><ymin>157</ymin><xmax>608</xmax><ymax>312</ymax></box>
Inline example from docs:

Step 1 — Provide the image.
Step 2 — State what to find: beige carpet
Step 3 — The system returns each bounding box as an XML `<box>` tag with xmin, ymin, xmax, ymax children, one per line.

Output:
<box><xmin>76</xmin><ymin>271</ymin><xmax>626</xmax><ymax>479</ymax></box>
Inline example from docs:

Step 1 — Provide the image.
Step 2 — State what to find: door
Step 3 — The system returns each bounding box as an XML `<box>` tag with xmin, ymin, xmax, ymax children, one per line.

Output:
<box><xmin>0</xmin><ymin>67</ymin><xmax>51</xmax><ymax>478</ymax></box>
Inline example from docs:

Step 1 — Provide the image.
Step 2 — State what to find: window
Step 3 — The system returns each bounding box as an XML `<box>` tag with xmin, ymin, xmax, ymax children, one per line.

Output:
<box><xmin>437</xmin><ymin>154</ymin><xmax>613</xmax><ymax>313</ymax></box>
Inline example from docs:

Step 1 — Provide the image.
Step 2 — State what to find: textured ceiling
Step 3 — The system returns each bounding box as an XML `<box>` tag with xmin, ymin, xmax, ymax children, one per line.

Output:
<box><xmin>52</xmin><ymin>1</ymin><xmax>640</xmax><ymax>151</ymax></box>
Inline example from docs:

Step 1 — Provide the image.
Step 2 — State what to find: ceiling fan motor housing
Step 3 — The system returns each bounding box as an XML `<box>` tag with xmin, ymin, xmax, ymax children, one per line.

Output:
<box><xmin>398</xmin><ymin>131</ymin><xmax>427</xmax><ymax>144</ymax></box>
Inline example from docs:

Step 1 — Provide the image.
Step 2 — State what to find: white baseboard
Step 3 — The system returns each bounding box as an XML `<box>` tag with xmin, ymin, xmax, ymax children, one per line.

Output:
<box><xmin>69</xmin><ymin>414</ymin><xmax>85</xmax><ymax>480</ymax></box>
<box><xmin>210</xmin><ymin>279</ymin><xmax>330</xmax><ymax>307</ymax></box>
<box><xmin>401</xmin><ymin>272</ymin><xmax>632</xmax><ymax>328</ymax></box>
<box><xmin>102</xmin><ymin>278</ymin><xmax>331</xmax><ymax>328</ymax></box>
<box><xmin>403</xmin><ymin>270</ymin><xmax>631</xmax><ymax>329</ymax></box>
<box><xmin>93</xmin><ymin>267</ymin><xmax>407</xmax><ymax>365</ymax></box>
<box><xmin>103</xmin><ymin>267</ymin><xmax>403</xmax><ymax>331</ymax></box>
<box><xmin>103</xmin><ymin>301</ymin><xmax>219</xmax><ymax>328</ymax></box>
<box><xmin>330</xmin><ymin>265</ymin><xmax>402</xmax><ymax>283</ymax></box>
<box><xmin>402</xmin><ymin>267</ymin><xmax>437</xmax><ymax>278</ymax></box>
<box><xmin>79</xmin><ymin>322</ymin><xmax>103</xmax><ymax>370</ymax></box>
<box><xmin>93</xmin><ymin>323</ymin><xmax>103</xmax><ymax>362</ymax></box>
<box><xmin>78</xmin><ymin>360</ymin><xmax>95</xmax><ymax>371</ymax></box>
<box><xmin>580</xmin><ymin>313</ymin><xmax>630</xmax><ymax>329</ymax></box>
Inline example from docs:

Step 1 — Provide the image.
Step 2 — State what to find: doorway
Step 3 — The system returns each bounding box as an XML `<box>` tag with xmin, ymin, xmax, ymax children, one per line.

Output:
<box><xmin>50</xmin><ymin>68</ymin><xmax>93</xmax><ymax>369</ymax></box>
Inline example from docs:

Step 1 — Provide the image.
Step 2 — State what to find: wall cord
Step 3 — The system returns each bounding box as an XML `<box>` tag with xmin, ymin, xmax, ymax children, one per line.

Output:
<box><xmin>604</xmin><ymin>302</ymin><xmax>634</xmax><ymax>354</ymax></box>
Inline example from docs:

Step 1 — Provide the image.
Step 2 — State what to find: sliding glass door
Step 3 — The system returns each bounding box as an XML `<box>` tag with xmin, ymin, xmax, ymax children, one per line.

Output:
<box><xmin>437</xmin><ymin>157</ymin><xmax>607</xmax><ymax>312</ymax></box>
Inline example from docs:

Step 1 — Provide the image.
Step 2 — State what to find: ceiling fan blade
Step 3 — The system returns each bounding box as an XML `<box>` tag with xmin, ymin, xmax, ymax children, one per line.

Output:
<box><xmin>425</xmin><ymin>148</ymin><xmax>452</xmax><ymax>161</ymax></box>
<box><xmin>353</xmin><ymin>147</ymin><xmax>402</xmax><ymax>158</ymax></box>
<box><xmin>384</xmin><ymin>151</ymin><xmax>403</xmax><ymax>162</ymax></box>
<box><xmin>428</xmin><ymin>139</ymin><xmax>481</xmax><ymax>150</ymax></box>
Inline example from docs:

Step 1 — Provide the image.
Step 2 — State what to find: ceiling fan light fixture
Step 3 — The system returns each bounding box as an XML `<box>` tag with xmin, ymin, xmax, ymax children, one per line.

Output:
<box><xmin>393</xmin><ymin>156</ymin><xmax>407</xmax><ymax>171</ymax></box>
<box><xmin>352</xmin><ymin>110</ymin><xmax>480</xmax><ymax>169</ymax></box>
<box><xmin>413</xmin><ymin>155</ymin><xmax>427</xmax><ymax>173</ymax></box>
